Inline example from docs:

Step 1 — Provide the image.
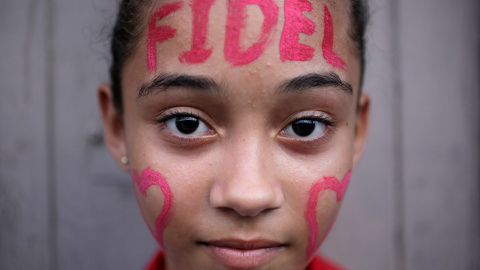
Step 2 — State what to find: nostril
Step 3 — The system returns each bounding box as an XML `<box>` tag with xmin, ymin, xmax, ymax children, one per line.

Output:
<box><xmin>209</xmin><ymin>181</ymin><xmax>285</xmax><ymax>217</ymax></box>
<box><xmin>237</xmin><ymin>192</ymin><xmax>283</xmax><ymax>217</ymax></box>
<box><xmin>235</xmin><ymin>204</ymin><xmax>276</xmax><ymax>217</ymax></box>
<box><xmin>215</xmin><ymin>205</ymin><xmax>271</xmax><ymax>218</ymax></box>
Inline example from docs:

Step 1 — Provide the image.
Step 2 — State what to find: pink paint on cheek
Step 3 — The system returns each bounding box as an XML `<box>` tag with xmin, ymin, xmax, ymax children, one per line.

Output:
<box><xmin>304</xmin><ymin>171</ymin><xmax>351</xmax><ymax>259</ymax></box>
<box><xmin>178</xmin><ymin>0</ymin><xmax>216</xmax><ymax>64</ymax></box>
<box><xmin>224</xmin><ymin>0</ymin><xmax>278</xmax><ymax>66</ymax></box>
<box><xmin>321</xmin><ymin>5</ymin><xmax>346</xmax><ymax>69</ymax></box>
<box><xmin>147</xmin><ymin>2</ymin><xmax>183</xmax><ymax>72</ymax></box>
<box><xmin>280</xmin><ymin>0</ymin><xmax>315</xmax><ymax>62</ymax></box>
<box><xmin>132</xmin><ymin>167</ymin><xmax>174</xmax><ymax>248</ymax></box>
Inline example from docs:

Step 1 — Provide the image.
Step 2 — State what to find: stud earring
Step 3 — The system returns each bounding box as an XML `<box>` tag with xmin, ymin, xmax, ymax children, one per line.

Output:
<box><xmin>121</xmin><ymin>156</ymin><xmax>129</xmax><ymax>165</ymax></box>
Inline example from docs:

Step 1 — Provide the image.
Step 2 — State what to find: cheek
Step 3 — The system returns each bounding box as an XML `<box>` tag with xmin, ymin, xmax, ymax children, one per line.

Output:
<box><xmin>132</xmin><ymin>167</ymin><xmax>174</xmax><ymax>248</ymax></box>
<box><xmin>304</xmin><ymin>171</ymin><xmax>351</xmax><ymax>259</ymax></box>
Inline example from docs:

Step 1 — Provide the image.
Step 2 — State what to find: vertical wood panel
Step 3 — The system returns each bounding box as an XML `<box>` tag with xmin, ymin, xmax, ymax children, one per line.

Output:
<box><xmin>321</xmin><ymin>0</ymin><xmax>398</xmax><ymax>269</ymax></box>
<box><xmin>399</xmin><ymin>0</ymin><xmax>480</xmax><ymax>269</ymax></box>
<box><xmin>0</xmin><ymin>1</ymin><xmax>51</xmax><ymax>269</ymax></box>
<box><xmin>51</xmin><ymin>0</ymin><xmax>157</xmax><ymax>269</ymax></box>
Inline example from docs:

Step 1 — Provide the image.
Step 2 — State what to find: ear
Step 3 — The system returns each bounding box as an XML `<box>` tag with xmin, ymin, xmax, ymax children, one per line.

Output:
<box><xmin>352</xmin><ymin>92</ymin><xmax>370</xmax><ymax>169</ymax></box>
<box><xmin>98</xmin><ymin>83</ymin><xmax>129</xmax><ymax>172</ymax></box>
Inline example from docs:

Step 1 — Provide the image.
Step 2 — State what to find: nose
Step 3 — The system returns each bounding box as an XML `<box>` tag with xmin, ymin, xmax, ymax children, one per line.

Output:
<box><xmin>209</xmin><ymin>137</ymin><xmax>284</xmax><ymax>217</ymax></box>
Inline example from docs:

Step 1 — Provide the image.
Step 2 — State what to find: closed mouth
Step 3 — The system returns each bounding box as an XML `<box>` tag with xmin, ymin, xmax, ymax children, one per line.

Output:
<box><xmin>199</xmin><ymin>239</ymin><xmax>287</xmax><ymax>269</ymax></box>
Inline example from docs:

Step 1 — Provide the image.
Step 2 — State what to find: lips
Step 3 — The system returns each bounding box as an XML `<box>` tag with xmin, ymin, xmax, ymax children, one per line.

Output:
<box><xmin>200</xmin><ymin>239</ymin><xmax>286</xmax><ymax>269</ymax></box>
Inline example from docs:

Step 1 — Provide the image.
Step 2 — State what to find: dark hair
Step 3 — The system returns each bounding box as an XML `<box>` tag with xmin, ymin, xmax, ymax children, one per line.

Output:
<box><xmin>109</xmin><ymin>0</ymin><xmax>369</xmax><ymax>113</ymax></box>
<box><xmin>349</xmin><ymin>0</ymin><xmax>369</xmax><ymax>89</ymax></box>
<box><xmin>110</xmin><ymin>0</ymin><xmax>150</xmax><ymax>113</ymax></box>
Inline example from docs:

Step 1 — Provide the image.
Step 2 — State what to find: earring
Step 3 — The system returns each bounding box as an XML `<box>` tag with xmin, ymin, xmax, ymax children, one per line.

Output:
<box><xmin>121</xmin><ymin>156</ymin><xmax>129</xmax><ymax>165</ymax></box>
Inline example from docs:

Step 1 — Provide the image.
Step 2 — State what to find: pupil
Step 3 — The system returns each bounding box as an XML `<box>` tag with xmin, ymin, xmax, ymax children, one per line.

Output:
<box><xmin>175</xmin><ymin>117</ymin><xmax>199</xmax><ymax>134</ymax></box>
<box><xmin>292</xmin><ymin>119</ymin><xmax>316</xmax><ymax>137</ymax></box>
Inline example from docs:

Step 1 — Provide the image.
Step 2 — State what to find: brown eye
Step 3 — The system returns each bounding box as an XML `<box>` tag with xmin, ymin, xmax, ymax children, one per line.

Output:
<box><xmin>165</xmin><ymin>115</ymin><xmax>210</xmax><ymax>136</ymax></box>
<box><xmin>292</xmin><ymin>120</ymin><xmax>316</xmax><ymax>137</ymax></box>
<box><xmin>175</xmin><ymin>116</ymin><xmax>200</xmax><ymax>134</ymax></box>
<box><xmin>284</xmin><ymin>119</ymin><xmax>326</xmax><ymax>139</ymax></box>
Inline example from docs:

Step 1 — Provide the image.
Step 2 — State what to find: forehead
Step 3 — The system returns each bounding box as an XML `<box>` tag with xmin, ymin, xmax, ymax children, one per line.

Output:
<box><xmin>128</xmin><ymin>0</ymin><xmax>359</xmax><ymax>93</ymax></box>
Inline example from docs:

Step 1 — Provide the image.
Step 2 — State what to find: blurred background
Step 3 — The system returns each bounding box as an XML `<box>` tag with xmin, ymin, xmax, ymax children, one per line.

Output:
<box><xmin>0</xmin><ymin>0</ymin><xmax>478</xmax><ymax>269</ymax></box>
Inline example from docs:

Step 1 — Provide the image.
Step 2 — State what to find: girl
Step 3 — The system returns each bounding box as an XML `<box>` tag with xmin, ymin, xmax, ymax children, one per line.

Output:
<box><xmin>98</xmin><ymin>0</ymin><xmax>370</xmax><ymax>269</ymax></box>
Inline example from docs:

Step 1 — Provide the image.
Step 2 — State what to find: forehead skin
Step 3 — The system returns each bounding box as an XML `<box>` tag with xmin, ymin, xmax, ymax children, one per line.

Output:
<box><xmin>122</xmin><ymin>0</ymin><xmax>361</xmax><ymax>100</ymax></box>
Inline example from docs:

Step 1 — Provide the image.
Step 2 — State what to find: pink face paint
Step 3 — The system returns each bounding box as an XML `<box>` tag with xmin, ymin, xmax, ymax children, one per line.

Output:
<box><xmin>305</xmin><ymin>171</ymin><xmax>351</xmax><ymax>259</ymax></box>
<box><xmin>280</xmin><ymin>0</ymin><xmax>315</xmax><ymax>62</ymax></box>
<box><xmin>132</xmin><ymin>167</ymin><xmax>174</xmax><ymax>248</ymax></box>
<box><xmin>178</xmin><ymin>0</ymin><xmax>216</xmax><ymax>64</ymax></box>
<box><xmin>147</xmin><ymin>2</ymin><xmax>183</xmax><ymax>72</ymax></box>
<box><xmin>224</xmin><ymin>0</ymin><xmax>278</xmax><ymax>66</ymax></box>
<box><xmin>322</xmin><ymin>5</ymin><xmax>346</xmax><ymax>69</ymax></box>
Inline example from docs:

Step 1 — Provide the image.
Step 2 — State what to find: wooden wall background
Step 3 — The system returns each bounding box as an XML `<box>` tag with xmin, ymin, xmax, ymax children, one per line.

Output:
<box><xmin>1</xmin><ymin>0</ymin><xmax>478</xmax><ymax>269</ymax></box>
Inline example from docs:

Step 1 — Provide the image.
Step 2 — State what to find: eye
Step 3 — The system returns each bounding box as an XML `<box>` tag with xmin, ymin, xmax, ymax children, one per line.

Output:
<box><xmin>165</xmin><ymin>115</ymin><xmax>210</xmax><ymax>136</ymax></box>
<box><xmin>283</xmin><ymin>118</ymin><xmax>327</xmax><ymax>139</ymax></box>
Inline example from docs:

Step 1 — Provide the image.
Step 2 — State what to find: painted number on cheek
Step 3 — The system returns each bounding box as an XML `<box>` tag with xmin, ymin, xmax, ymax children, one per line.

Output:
<box><xmin>132</xmin><ymin>167</ymin><xmax>174</xmax><ymax>248</ymax></box>
<box><xmin>305</xmin><ymin>171</ymin><xmax>351</xmax><ymax>259</ymax></box>
<box><xmin>146</xmin><ymin>2</ymin><xmax>345</xmax><ymax>71</ymax></box>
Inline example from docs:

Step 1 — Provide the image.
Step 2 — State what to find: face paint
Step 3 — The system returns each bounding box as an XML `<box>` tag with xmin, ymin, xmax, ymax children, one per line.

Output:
<box><xmin>179</xmin><ymin>0</ymin><xmax>216</xmax><ymax>64</ymax></box>
<box><xmin>132</xmin><ymin>167</ymin><xmax>174</xmax><ymax>248</ymax></box>
<box><xmin>147</xmin><ymin>1</ymin><xmax>347</xmax><ymax>69</ymax></box>
<box><xmin>321</xmin><ymin>5</ymin><xmax>346</xmax><ymax>69</ymax></box>
<box><xmin>280</xmin><ymin>0</ymin><xmax>315</xmax><ymax>62</ymax></box>
<box><xmin>305</xmin><ymin>171</ymin><xmax>351</xmax><ymax>259</ymax></box>
<box><xmin>147</xmin><ymin>2</ymin><xmax>183</xmax><ymax>72</ymax></box>
<box><xmin>224</xmin><ymin>0</ymin><xmax>279</xmax><ymax>66</ymax></box>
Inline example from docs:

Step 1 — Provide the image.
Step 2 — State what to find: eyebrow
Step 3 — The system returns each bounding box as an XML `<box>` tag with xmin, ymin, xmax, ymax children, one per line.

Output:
<box><xmin>137</xmin><ymin>73</ymin><xmax>223</xmax><ymax>99</ymax></box>
<box><xmin>138</xmin><ymin>72</ymin><xmax>352</xmax><ymax>99</ymax></box>
<box><xmin>276</xmin><ymin>72</ymin><xmax>353</xmax><ymax>95</ymax></box>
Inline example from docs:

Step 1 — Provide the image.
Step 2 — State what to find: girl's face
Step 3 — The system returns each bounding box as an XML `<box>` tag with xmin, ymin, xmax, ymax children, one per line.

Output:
<box><xmin>100</xmin><ymin>0</ymin><xmax>369</xmax><ymax>269</ymax></box>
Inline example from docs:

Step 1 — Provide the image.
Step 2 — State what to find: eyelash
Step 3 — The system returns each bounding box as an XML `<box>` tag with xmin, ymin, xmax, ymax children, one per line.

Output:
<box><xmin>281</xmin><ymin>113</ymin><xmax>336</xmax><ymax>142</ymax></box>
<box><xmin>291</xmin><ymin>114</ymin><xmax>335</xmax><ymax>128</ymax></box>
<box><xmin>155</xmin><ymin>110</ymin><xmax>336</xmax><ymax>145</ymax></box>
<box><xmin>156</xmin><ymin>110</ymin><xmax>214</xmax><ymax>142</ymax></box>
<box><xmin>157</xmin><ymin>109</ymin><xmax>196</xmax><ymax>123</ymax></box>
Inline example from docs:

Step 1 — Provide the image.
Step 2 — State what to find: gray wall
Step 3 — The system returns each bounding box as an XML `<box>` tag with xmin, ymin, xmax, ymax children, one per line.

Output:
<box><xmin>1</xmin><ymin>0</ymin><xmax>478</xmax><ymax>269</ymax></box>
